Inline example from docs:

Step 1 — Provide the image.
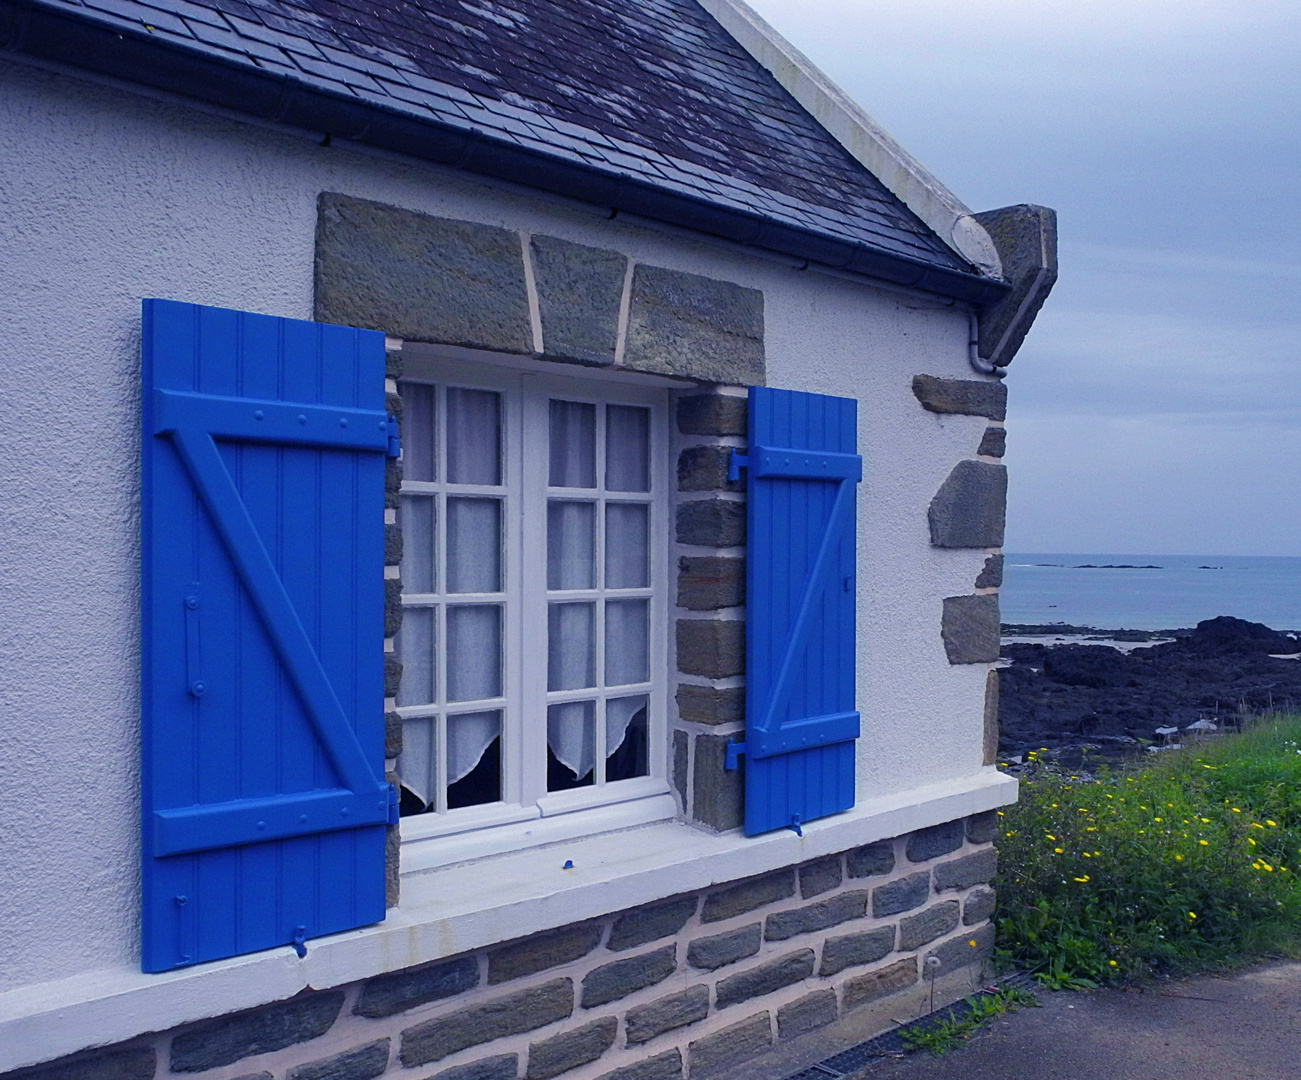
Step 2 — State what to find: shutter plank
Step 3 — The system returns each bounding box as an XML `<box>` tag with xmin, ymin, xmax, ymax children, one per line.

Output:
<box><xmin>142</xmin><ymin>299</ymin><xmax>389</xmax><ymax>972</ymax></box>
<box><xmin>742</xmin><ymin>388</ymin><xmax>862</xmax><ymax>836</ymax></box>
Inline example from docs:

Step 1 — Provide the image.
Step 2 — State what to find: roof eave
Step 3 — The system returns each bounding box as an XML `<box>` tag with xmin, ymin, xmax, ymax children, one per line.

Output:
<box><xmin>0</xmin><ymin>0</ymin><xmax>1010</xmax><ymax>307</ymax></box>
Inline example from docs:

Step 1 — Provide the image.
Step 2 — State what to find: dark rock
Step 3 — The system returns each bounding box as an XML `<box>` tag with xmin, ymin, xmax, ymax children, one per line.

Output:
<box><xmin>924</xmin><ymin>924</ymin><xmax>995</xmax><ymax>975</ymax></box>
<box><xmin>400</xmin><ymin>980</ymin><xmax>573</xmax><ymax>1067</ymax></box>
<box><xmin>934</xmin><ymin>849</ymin><xmax>998</xmax><ymax>891</ymax></box>
<box><xmin>799</xmin><ymin>856</ymin><xmax>843</xmax><ymax>898</ymax></box>
<box><xmin>355</xmin><ymin>957</ymin><xmax>479</xmax><ymax>1018</ymax></box>
<box><xmin>842</xmin><ymin>959</ymin><xmax>918</xmax><ymax>1010</ymax></box>
<box><xmin>384</xmin><ymin>653</ymin><xmax>403</xmax><ymax>697</ymax></box>
<box><xmin>911</xmin><ymin>375</ymin><xmax>1007</xmax><ymax>420</ymax></box>
<box><xmin>4</xmin><ymin>1047</ymin><xmax>156</xmax><ymax>1080</ymax></box>
<box><xmin>975</xmin><ymin>554</ymin><xmax>1004</xmax><ymax>589</ymax></box>
<box><xmin>906</xmin><ymin>821</ymin><xmax>964</xmax><ymax>863</ymax></box>
<box><xmin>977</xmin><ymin>427</ymin><xmax>1006</xmax><ymax>458</ymax></box>
<box><xmin>625</xmin><ymin>266</ymin><xmax>764</xmax><ymax>385</ymax></box>
<box><xmin>677</xmin><ymin>557</ymin><xmax>745</xmax><ymax>610</ymax></box>
<box><xmin>428</xmin><ymin>1057</ymin><xmax>517</xmax><ymax>1080</ymax></box>
<box><xmin>701</xmin><ymin>870</ymin><xmax>794</xmax><ymax>922</ymax></box>
<box><xmin>677</xmin><ymin>619</ymin><xmax>744</xmax><ymax>679</ymax></box>
<box><xmin>593</xmin><ymin>1049</ymin><xmax>682</xmax><ymax>1080</ymax></box>
<box><xmin>846</xmin><ymin>843</ymin><xmax>895</xmax><ymax>878</ymax></box>
<box><xmin>899</xmin><ymin>901</ymin><xmax>960</xmax><ymax>950</ymax></box>
<box><xmin>715</xmin><ymin>950</ymin><xmax>815</xmax><ymax>1008</ymax></box>
<box><xmin>692</xmin><ymin>733</ymin><xmax>743</xmax><ymax>831</ymax></box>
<box><xmin>676</xmin><ymin>500</ymin><xmax>745</xmax><ymax>548</ymax></box>
<box><xmin>819</xmin><ymin>926</ymin><xmax>895</xmax><ymax>976</ymax></box>
<box><xmin>942</xmin><ymin>595</ymin><xmax>1001</xmax><ymax>664</ymax></box>
<box><xmin>928</xmin><ymin>461</ymin><xmax>1007</xmax><ymax>548</ymax></box>
<box><xmin>172</xmin><ymin>993</ymin><xmax>344</xmax><ymax>1072</ymax></box>
<box><xmin>625</xmin><ymin>986</ymin><xmax>711</xmax><ymax>1044</ymax></box>
<box><xmin>687</xmin><ymin>1013</ymin><xmax>771</xmax><ymax>1077</ymax></box>
<box><xmin>315</xmin><ymin>194</ymin><xmax>531</xmax><ymax>353</ymax></box>
<box><xmin>384</xmin><ymin>710</ymin><xmax>402</xmax><ymax>759</ymax></box>
<box><xmin>777</xmin><ymin>990</ymin><xmax>838</xmax><ymax>1040</ymax></box>
<box><xmin>384</xmin><ymin>578</ymin><xmax>403</xmax><ymax>638</ymax></box>
<box><xmin>676</xmin><ymin>685</ymin><xmax>745</xmax><ymax>725</ymax></box>
<box><xmin>608</xmin><ymin>898</ymin><xmax>697</xmax><ymax>952</ymax></box>
<box><xmin>763</xmin><ymin>891</ymin><xmax>869</xmax><ymax>941</ymax></box>
<box><xmin>385</xmin><ymin>522</ymin><xmax>403</xmax><ymax>565</ymax></box>
<box><xmin>963</xmin><ymin>886</ymin><xmax>997</xmax><ymax>925</ymax></box>
<box><xmin>872</xmin><ymin>872</ymin><xmax>929</xmax><ymax>918</ymax></box>
<box><xmin>488</xmin><ymin>924</ymin><xmax>602</xmax><ymax>983</ymax></box>
<box><xmin>287</xmin><ymin>1041</ymin><xmax>389</xmax><ymax>1080</ymax></box>
<box><xmin>687</xmin><ymin>924</ymin><xmax>762</xmax><ymax>970</ymax></box>
<box><xmin>526</xmin><ymin>1018</ymin><xmax>617</xmax><ymax>1080</ymax></box>
<box><xmin>678</xmin><ymin>447</ymin><xmax>743</xmax><ymax>493</ymax></box>
<box><xmin>676</xmin><ymin>394</ymin><xmax>747</xmax><ymax>436</ymax></box>
<box><xmin>997</xmin><ymin>616</ymin><xmax>1301</xmax><ymax>754</ymax></box>
<box><xmin>966</xmin><ymin>811</ymin><xmax>1000</xmax><ymax>844</ymax></box>
<box><xmin>530</xmin><ymin>235</ymin><xmax>625</xmax><ymax>365</ymax></box>
<box><xmin>581</xmin><ymin>946</ymin><xmax>676</xmax><ymax>1007</ymax></box>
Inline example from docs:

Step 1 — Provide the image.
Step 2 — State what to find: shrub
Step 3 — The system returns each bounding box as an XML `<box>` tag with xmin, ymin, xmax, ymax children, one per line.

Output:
<box><xmin>995</xmin><ymin>718</ymin><xmax>1301</xmax><ymax>985</ymax></box>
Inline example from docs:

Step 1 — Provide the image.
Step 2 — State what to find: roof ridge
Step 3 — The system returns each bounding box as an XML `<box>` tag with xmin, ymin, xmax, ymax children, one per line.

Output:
<box><xmin>694</xmin><ymin>0</ymin><xmax>1004</xmax><ymax>279</ymax></box>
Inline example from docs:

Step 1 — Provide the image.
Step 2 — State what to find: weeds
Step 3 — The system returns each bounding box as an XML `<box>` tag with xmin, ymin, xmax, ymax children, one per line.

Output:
<box><xmin>995</xmin><ymin>717</ymin><xmax>1301</xmax><ymax>985</ymax></box>
<box><xmin>900</xmin><ymin>986</ymin><xmax>1039</xmax><ymax>1055</ymax></box>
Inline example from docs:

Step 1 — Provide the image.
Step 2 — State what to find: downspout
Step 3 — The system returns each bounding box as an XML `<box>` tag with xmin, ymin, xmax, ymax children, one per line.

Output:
<box><xmin>968</xmin><ymin>309</ymin><xmax>1004</xmax><ymax>378</ymax></box>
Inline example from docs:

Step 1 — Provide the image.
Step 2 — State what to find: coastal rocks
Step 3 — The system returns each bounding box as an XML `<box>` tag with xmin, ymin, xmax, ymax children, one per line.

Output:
<box><xmin>999</xmin><ymin>617</ymin><xmax>1301</xmax><ymax>753</ymax></box>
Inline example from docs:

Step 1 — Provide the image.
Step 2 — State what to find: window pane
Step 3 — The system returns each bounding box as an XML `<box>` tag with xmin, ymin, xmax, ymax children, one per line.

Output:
<box><xmin>549</xmin><ymin>400</ymin><xmax>596</xmax><ymax>488</ymax></box>
<box><xmin>447</xmin><ymin>388</ymin><xmax>501</xmax><ymax>485</ymax></box>
<box><xmin>397</xmin><ymin>715</ymin><xmax>436</xmax><ymax>811</ymax></box>
<box><xmin>606</xmin><ymin>695</ymin><xmax>649</xmax><ymax>781</ymax></box>
<box><xmin>400</xmin><ymin>495</ymin><xmax>436</xmax><ymax>593</ymax></box>
<box><xmin>394</xmin><ymin>606</ymin><xmax>435</xmax><ymax>706</ymax></box>
<box><xmin>447</xmin><ymin>711</ymin><xmax>502</xmax><ymax>808</ymax></box>
<box><xmin>447</xmin><ymin>605</ymin><xmax>502</xmax><ymax>701</ymax></box>
<box><xmin>604</xmin><ymin>503</ymin><xmax>649</xmax><ymax>588</ymax></box>
<box><xmin>399</xmin><ymin>382</ymin><xmax>435</xmax><ymax>482</ymax></box>
<box><xmin>547</xmin><ymin>700</ymin><xmax>594</xmax><ymax>789</ymax></box>
<box><xmin>605</xmin><ymin>599</ymin><xmax>649</xmax><ymax>686</ymax></box>
<box><xmin>606</xmin><ymin>405</ymin><xmax>650</xmax><ymax>492</ymax></box>
<box><xmin>447</xmin><ymin>498</ymin><xmax>501</xmax><ymax>593</ymax></box>
<box><xmin>548</xmin><ymin>602</ymin><xmax>595</xmax><ymax>690</ymax></box>
<box><xmin>547</xmin><ymin>501</ymin><xmax>595</xmax><ymax>590</ymax></box>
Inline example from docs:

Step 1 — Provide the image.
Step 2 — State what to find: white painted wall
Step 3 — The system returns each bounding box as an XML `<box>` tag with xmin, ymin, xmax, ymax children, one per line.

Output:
<box><xmin>0</xmin><ymin>55</ymin><xmax>997</xmax><ymax>994</ymax></box>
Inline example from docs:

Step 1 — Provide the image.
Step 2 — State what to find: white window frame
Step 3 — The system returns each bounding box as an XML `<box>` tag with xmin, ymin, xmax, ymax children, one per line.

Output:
<box><xmin>395</xmin><ymin>353</ymin><xmax>672</xmax><ymax>854</ymax></box>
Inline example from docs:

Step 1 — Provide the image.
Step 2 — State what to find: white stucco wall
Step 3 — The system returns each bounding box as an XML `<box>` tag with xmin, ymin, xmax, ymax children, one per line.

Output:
<box><xmin>0</xmin><ymin>55</ymin><xmax>997</xmax><ymax>996</ymax></box>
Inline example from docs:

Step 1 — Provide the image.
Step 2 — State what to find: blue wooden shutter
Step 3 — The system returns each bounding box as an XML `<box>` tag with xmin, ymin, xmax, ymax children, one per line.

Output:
<box><xmin>735</xmin><ymin>387</ymin><xmax>862</xmax><ymax>836</ymax></box>
<box><xmin>141</xmin><ymin>299</ymin><xmax>395</xmax><ymax>972</ymax></box>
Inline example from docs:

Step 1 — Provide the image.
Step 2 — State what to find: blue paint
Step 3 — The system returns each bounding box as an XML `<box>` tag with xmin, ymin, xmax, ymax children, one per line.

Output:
<box><xmin>141</xmin><ymin>299</ymin><xmax>389</xmax><ymax>972</ymax></box>
<box><xmin>742</xmin><ymin>387</ymin><xmax>862</xmax><ymax>836</ymax></box>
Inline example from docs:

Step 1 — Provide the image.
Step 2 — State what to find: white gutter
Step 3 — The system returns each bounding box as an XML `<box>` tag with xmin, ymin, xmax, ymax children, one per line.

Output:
<box><xmin>696</xmin><ymin>0</ymin><xmax>1004</xmax><ymax>280</ymax></box>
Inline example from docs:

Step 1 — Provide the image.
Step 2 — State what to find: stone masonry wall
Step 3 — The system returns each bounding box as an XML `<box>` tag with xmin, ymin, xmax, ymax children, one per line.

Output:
<box><xmin>6</xmin><ymin>815</ymin><xmax>1001</xmax><ymax>1080</ymax></box>
<box><xmin>669</xmin><ymin>391</ymin><xmax>749</xmax><ymax>832</ymax></box>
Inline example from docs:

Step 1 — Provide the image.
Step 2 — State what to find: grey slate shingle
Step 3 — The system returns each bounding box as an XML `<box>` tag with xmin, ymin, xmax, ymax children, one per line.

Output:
<box><xmin>29</xmin><ymin>0</ymin><xmax>973</xmax><ymax>275</ymax></box>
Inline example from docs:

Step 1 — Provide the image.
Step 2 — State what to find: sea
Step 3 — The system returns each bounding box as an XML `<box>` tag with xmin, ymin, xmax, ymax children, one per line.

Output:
<box><xmin>1001</xmin><ymin>554</ymin><xmax>1301</xmax><ymax>633</ymax></box>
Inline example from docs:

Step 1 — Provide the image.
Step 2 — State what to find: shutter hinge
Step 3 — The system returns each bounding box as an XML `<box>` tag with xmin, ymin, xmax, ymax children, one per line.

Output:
<box><xmin>727</xmin><ymin>450</ymin><xmax>749</xmax><ymax>483</ymax></box>
<box><xmin>724</xmin><ymin>740</ymin><xmax>746</xmax><ymax>771</ymax></box>
<box><xmin>291</xmin><ymin>925</ymin><xmax>307</xmax><ymax>959</ymax></box>
<box><xmin>387</xmin><ymin>782</ymin><xmax>400</xmax><ymax>825</ymax></box>
<box><xmin>385</xmin><ymin>415</ymin><xmax>401</xmax><ymax>459</ymax></box>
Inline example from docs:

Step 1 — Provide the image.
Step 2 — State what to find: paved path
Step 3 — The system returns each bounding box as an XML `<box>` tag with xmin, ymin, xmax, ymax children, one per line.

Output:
<box><xmin>852</xmin><ymin>961</ymin><xmax>1301</xmax><ymax>1080</ymax></box>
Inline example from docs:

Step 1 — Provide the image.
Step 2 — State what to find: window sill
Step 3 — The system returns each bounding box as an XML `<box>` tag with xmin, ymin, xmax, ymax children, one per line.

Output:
<box><xmin>0</xmin><ymin>769</ymin><xmax>1016</xmax><ymax>1073</ymax></box>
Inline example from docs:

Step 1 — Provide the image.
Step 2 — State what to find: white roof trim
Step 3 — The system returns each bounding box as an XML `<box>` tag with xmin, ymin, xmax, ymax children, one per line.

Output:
<box><xmin>696</xmin><ymin>0</ymin><xmax>1004</xmax><ymax>279</ymax></box>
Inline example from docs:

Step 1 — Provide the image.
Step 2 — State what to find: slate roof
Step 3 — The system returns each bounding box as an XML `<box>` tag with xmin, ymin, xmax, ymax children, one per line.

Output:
<box><xmin>5</xmin><ymin>0</ymin><xmax>1006</xmax><ymax>299</ymax></box>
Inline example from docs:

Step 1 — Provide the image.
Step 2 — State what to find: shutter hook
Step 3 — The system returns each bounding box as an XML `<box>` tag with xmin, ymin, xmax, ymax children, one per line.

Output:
<box><xmin>292</xmin><ymin>925</ymin><xmax>307</xmax><ymax>959</ymax></box>
<box><xmin>788</xmin><ymin>815</ymin><xmax>803</xmax><ymax>838</ymax></box>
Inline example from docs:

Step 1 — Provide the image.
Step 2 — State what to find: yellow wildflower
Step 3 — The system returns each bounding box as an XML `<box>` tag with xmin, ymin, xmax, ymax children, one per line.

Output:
<box><xmin>1200</xmin><ymin>840</ymin><xmax>1209</xmax><ymax>846</ymax></box>
<box><xmin>1175</xmin><ymin>855</ymin><xmax>1183</xmax><ymax>861</ymax></box>
<box><xmin>1249</xmin><ymin>837</ymin><xmax>1257</xmax><ymax>846</ymax></box>
<box><xmin>1109</xmin><ymin>960</ymin><xmax>1118</xmax><ymax>967</ymax></box>
<box><xmin>1267</xmin><ymin>820</ymin><xmax>1278</xmax><ymax>827</ymax></box>
<box><xmin>1054</xmin><ymin>848</ymin><xmax>1064</xmax><ymax>854</ymax></box>
<box><xmin>1073</xmin><ymin>875</ymin><xmax>1090</xmax><ymax>883</ymax></box>
<box><xmin>1188</xmin><ymin>912</ymin><xmax>1197</xmax><ymax>919</ymax></box>
<box><xmin>968</xmin><ymin>939</ymin><xmax>977</xmax><ymax>947</ymax></box>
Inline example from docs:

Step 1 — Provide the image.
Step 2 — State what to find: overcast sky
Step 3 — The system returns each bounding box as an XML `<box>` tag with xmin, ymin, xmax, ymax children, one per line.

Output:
<box><xmin>746</xmin><ymin>0</ymin><xmax>1301</xmax><ymax>556</ymax></box>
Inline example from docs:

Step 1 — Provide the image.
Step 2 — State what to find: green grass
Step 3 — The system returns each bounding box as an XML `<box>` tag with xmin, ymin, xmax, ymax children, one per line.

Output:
<box><xmin>900</xmin><ymin>986</ymin><xmax>1039</xmax><ymax>1055</ymax></box>
<box><xmin>994</xmin><ymin>716</ymin><xmax>1301</xmax><ymax>986</ymax></box>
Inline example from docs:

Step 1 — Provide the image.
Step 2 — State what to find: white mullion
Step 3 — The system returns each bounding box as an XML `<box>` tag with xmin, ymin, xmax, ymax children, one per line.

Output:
<box><xmin>434</xmin><ymin>383</ymin><xmax>449</xmax><ymax>816</ymax></box>
<box><xmin>519</xmin><ymin>383</ymin><xmax>549</xmax><ymax>807</ymax></box>
<box><xmin>502</xmin><ymin>375</ymin><xmax>524</xmax><ymax>809</ymax></box>
<box><xmin>649</xmin><ymin>394</ymin><xmax>668</xmax><ymax>783</ymax></box>
<box><xmin>594</xmin><ymin>402</ymin><xmax>608</xmax><ymax>787</ymax></box>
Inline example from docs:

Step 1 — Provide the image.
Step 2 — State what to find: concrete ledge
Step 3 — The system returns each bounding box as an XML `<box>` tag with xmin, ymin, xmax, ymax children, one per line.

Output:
<box><xmin>0</xmin><ymin>772</ymin><xmax>1016</xmax><ymax>1071</ymax></box>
